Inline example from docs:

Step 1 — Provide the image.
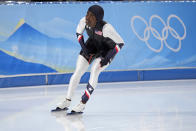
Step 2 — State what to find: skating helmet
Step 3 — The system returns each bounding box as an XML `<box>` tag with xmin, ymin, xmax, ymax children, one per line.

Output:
<box><xmin>87</xmin><ymin>5</ymin><xmax>104</xmax><ymax>22</ymax></box>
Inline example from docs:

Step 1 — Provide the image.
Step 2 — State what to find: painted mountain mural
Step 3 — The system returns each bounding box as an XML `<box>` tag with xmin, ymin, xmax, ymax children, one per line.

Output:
<box><xmin>0</xmin><ymin>50</ymin><xmax>56</xmax><ymax>75</ymax></box>
<box><xmin>0</xmin><ymin>20</ymin><xmax>80</xmax><ymax>75</ymax></box>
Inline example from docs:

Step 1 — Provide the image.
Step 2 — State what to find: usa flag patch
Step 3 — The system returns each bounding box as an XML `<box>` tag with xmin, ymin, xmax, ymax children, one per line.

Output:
<box><xmin>95</xmin><ymin>30</ymin><xmax>103</xmax><ymax>35</ymax></box>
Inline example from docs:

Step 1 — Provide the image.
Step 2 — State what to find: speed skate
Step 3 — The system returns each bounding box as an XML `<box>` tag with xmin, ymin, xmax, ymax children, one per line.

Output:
<box><xmin>51</xmin><ymin>109</ymin><xmax>83</xmax><ymax>116</ymax></box>
<box><xmin>66</xmin><ymin>111</ymin><xmax>83</xmax><ymax>115</ymax></box>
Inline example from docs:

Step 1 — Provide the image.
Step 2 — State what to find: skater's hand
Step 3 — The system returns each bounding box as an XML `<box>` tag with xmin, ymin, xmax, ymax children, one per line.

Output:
<box><xmin>100</xmin><ymin>57</ymin><xmax>109</xmax><ymax>67</ymax></box>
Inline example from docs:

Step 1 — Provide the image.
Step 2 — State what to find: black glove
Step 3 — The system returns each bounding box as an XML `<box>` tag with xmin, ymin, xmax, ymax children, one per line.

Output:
<box><xmin>100</xmin><ymin>43</ymin><xmax>124</xmax><ymax>67</ymax></box>
<box><xmin>100</xmin><ymin>57</ymin><xmax>110</xmax><ymax>67</ymax></box>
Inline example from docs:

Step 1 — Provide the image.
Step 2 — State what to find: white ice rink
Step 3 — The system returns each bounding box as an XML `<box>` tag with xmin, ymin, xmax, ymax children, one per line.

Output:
<box><xmin>0</xmin><ymin>79</ymin><xmax>196</xmax><ymax>131</ymax></box>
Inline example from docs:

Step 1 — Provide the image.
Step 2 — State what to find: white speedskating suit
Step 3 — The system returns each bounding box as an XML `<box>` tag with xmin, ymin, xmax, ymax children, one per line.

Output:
<box><xmin>66</xmin><ymin>17</ymin><xmax>124</xmax><ymax>104</ymax></box>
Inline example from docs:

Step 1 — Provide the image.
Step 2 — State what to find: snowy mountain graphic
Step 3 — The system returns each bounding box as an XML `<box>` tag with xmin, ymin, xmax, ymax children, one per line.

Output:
<box><xmin>0</xmin><ymin>19</ymin><xmax>79</xmax><ymax>75</ymax></box>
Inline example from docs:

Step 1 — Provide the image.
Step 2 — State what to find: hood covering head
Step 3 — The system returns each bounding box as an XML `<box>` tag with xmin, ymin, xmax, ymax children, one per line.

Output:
<box><xmin>87</xmin><ymin>5</ymin><xmax>104</xmax><ymax>22</ymax></box>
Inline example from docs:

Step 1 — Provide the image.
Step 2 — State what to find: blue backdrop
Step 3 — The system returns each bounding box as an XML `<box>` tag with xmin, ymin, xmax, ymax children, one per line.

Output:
<box><xmin>0</xmin><ymin>2</ymin><xmax>196</xmax><ymax>75</ymax></box>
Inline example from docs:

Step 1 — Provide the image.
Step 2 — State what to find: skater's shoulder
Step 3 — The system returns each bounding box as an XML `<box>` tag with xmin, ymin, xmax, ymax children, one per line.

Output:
<box><xmin>102</xmin><ymin>23</ymin><xmax>115</xmax><ymax>32</ymax></box>
<box><xmin>79</xmin><ymin>17</ymin><xmax>86</xmax><ymax>22</ymax></box>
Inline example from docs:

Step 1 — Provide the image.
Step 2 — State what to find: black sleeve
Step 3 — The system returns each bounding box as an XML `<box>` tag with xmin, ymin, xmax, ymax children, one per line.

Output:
<box><xmin>101</xmin><ymin>37</ymin><xmax>124</xmax><ymax>66</ymax></box>
<box><xmin>102</xmin><ymin>37</ymin><xmax>116</xmax><ymax>49</ymax></box>
<box><xmin>76</xmin><ymin>33</ymin><xmax>89</xmax><ymax>56</ymax></box>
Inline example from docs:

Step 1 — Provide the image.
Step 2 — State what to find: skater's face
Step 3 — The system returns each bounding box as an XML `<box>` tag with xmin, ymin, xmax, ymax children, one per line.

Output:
<box><xmin>86</xmin><ymin>11</ymin><xmax>96</xmax><ymax>28</ymax></box>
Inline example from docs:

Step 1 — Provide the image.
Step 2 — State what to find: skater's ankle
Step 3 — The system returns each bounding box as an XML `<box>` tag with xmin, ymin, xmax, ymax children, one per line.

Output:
<box><xmin>81</xmin><ymin>101</ymin><xmax>86</xmax><ymax>104</ymax></box>
<box><xmin>66</xmin><ymin>98</ymin><xmax>71</xmax><ymax>101</ymax></box>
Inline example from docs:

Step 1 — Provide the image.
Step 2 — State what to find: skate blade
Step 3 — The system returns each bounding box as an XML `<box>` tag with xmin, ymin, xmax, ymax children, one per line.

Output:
<box><xmin>51</xmin><ymin>107</ymin><xmax>68</xmax><ymax>112</ymax></box>
<box><xmin>67</xmin><ymin>111</ymin><xmax>83</xmax><ymax>115</ymax></box>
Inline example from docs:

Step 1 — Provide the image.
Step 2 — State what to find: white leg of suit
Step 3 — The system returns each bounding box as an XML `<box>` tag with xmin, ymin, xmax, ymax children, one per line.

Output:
<box><xmin>89</xmin><ymin>57</ymin><xmax>109</xmax><ymax>88</ymax></box>
<box><xmin>66</xmin><ymin>55</ymin><xmax>89</xmax><ymax>99</ymax></box>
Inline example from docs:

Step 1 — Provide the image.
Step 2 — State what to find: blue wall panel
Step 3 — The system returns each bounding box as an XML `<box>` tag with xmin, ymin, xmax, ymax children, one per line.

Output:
<box><xmin>47</xmin><ymin>71</ymin><xmax>139</xmax><ymax>86</ymax></box>
<box><xmin>1</xmin><ymin>68</ymin><xmax>196</xmax><ymax>88</ymax></box>
<box><xmin>143</xmin><ymin>69</ymin><xmax>196</xmax><ymax>81</ymax></box>
<box><xmin>99</xmin><ymin>71</ymin><xmax>138</xmax><ymax>83</ymax></box>
<box><xmin>0</xmin><ymin>75</ymin><xmax>45</xmax><ymax>88</ymax></box>
<box><xmin>48</xmin><ymin>73</ymin><xmax>72</xmax><ymax>85</ymax></box>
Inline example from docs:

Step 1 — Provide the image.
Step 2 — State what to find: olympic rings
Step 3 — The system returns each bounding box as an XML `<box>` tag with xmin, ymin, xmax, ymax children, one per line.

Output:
<box><xmin>131</xmin><ymin>14</ymin><xmax>186</xmax><ymax>53</ymax></box>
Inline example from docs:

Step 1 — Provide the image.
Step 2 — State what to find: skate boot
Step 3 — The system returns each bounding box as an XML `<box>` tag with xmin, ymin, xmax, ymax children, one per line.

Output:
<box><xmin>70</xmin><ymin>101</ymin><xmax>85</xmax><ymax>114</ymax></box>
<box><xmin>51</xmin><ymin>98</ymin><xmax>71</xmax><ymax>112</ymax></box>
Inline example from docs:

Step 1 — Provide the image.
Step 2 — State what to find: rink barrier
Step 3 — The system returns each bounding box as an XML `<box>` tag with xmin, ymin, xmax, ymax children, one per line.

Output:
<box><xmin>0</xmin><ymin>68</ymin><xmax>196</xmax><ymax>88</ymax></box>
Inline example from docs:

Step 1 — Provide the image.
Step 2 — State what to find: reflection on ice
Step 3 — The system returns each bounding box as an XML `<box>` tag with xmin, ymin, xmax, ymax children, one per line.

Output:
<box><xmin>51</xmin><ymin>111</ymin><xmax>85</xmax><ymax>131</ymax></box>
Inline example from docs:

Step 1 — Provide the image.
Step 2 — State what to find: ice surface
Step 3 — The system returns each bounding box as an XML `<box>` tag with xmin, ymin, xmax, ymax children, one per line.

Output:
<box><xmin>0</xmin><ymin>79</ymin><xmax>196</xmax><ymax>131</ymax></box>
